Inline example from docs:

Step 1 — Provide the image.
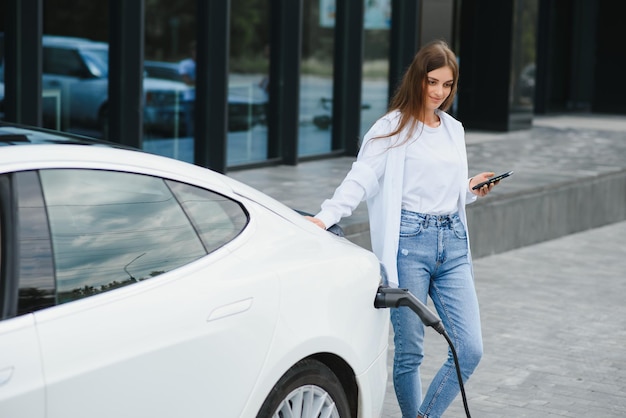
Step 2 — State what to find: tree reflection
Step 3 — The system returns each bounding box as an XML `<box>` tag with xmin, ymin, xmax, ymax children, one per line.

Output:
<box><xmin>59</xmin><ymin>270</ymin><xmax>166</xmax><ymax>304</ymax></box>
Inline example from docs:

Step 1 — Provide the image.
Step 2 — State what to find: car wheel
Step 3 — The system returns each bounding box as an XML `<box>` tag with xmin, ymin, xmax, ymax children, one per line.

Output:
<box><xmin>257</xmin><ymin>359</ymin><xmax>352</xmax><ymax>418</ymax></box>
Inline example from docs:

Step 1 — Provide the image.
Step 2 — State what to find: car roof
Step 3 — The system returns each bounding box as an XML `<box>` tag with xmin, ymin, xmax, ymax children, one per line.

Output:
<box><xmin>144</xmin><ymin>61</ymin><xmax>179</xmax><ymax>69</ymax></box>
<box><xmin>143</xmin><ymin>61</ymin><xmax>184</xmax><ymax>82</ymax></box>
<box><xmin>42</xmin><ymin>35</ymin><xmax>108</xmax><ymax>50</ymax></box>
<box><xmin>0</xmin><ymin>122</ymin><xmax>128</xmax><ymax>148</ymax></box>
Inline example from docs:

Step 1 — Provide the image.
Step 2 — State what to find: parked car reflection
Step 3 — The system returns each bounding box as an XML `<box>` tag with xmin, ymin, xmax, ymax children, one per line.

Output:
<box><xmin>40</xmin><ymin>36</ymin><xmax>191</xmax><ymax>138</ymax></box>
<box><xmin>144</xmin><ymin>60</ymin><xmax>268</xmax><ymax>132</ymax></box>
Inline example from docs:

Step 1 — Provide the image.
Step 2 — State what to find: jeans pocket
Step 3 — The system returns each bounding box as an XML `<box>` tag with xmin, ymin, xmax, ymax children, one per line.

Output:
<box><xmin>452</xmin><ymin>218</ymin><xmax>468</xmax><ymax>240</ymax></box>
<box><xmin>399</xmin><ymin>219</ymin><xmax>424</xmax><ymax>237</ymax></box>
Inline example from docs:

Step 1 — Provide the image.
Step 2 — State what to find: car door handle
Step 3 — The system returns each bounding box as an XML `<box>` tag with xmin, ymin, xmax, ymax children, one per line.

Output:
<box><xmin>207</xmin><ymin>298</ymin><xmax>253</xmax><ymax>322</ymax></box>
<box><xmin>0</xmin><ymin>367</ymin><xmax>14</xmax><ymax>386</ymax></box>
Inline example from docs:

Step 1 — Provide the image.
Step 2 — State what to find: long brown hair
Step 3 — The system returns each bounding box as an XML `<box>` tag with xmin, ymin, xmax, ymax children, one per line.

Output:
<box><xmin>378</xmin><ymin>40</ymin><xmax>459</xmax><ymax>142</ymax></box>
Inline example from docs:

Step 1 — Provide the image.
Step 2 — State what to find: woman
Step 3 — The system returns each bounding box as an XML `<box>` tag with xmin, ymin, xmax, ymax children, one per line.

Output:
<box><xmin>307</xmin><ymin>40</ymin><xmax>499</xmax><ymax>418</ymax></box>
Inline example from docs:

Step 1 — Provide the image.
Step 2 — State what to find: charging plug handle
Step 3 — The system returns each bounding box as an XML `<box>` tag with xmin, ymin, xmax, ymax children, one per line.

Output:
<box><xmin>374</xmin><ymin>286</ymin><xmax>445</xmax><ymax>334</ymax></box>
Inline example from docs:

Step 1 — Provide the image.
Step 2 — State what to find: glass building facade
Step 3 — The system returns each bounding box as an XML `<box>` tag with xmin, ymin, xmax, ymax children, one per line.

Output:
<box><xmin>1</xmin><ymin>0</ymin><xmax>622</xmax><ymax>173</ymax></box>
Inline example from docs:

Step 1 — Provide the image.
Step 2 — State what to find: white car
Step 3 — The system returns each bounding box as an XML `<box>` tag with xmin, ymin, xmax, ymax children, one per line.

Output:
<box><xmin>0</xmin><ymin>124</ymin><xmax>390</xmax><ymax>418</ymax></box>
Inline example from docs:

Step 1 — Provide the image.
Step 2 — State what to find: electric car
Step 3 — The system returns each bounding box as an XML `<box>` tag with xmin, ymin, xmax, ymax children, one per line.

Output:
<box><xmin>0</xmin><ymin>123</ymin><xmax>390</xmax><ymax>418</ymax></box>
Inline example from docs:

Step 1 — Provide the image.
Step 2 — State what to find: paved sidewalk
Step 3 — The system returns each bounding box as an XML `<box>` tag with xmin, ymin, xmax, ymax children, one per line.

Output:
<box><xmin>382</xmin><ymin>220</ymin><xmax>626</xmax><ymax>417</ymax></box>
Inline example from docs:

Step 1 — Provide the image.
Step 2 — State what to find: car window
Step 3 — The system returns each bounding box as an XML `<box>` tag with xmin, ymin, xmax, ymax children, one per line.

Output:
<box><xmin>0</xmin><ymin>172</ymin><xmax>56</xmax><ymax>319</ymax></box>
<box><xmin>43</xmin><ymin>47</ymin><xmax>86</xmax><ymax>77</ymax></box>
<box><xmin>39</xmin><ymin>169</ymin><xmax>208</xmax><ymax>304</ymax></box>
<box><xmin>79</xmin><ymin>48</ymin><xmax>108</xmax><ymax>77</ymax></box>
<box><xmin>166</xmin><ymin>180</ymin><xmax>249</xmax><ymax>252</ymax></box>
<box><xmin>0</xmin><ymin>174</ymin><xmax>11</xmax><ymax>319</ymax></box>
<box><xmin>15</xmin><ymin>171</ymin><xmax>56</xmax><ymax>314</ymax></box>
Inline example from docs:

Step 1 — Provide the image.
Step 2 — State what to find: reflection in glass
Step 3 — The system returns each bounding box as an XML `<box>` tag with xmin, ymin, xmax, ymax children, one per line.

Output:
<box><xmin>228</xmin><ymin>0</ymin><xmax>271</xmax><ymax>166</ymax></box>
<box><xmin>15</xmin><ymin>172</ymin><xmax>56</xmax><ymax>314</ymax></box>
<box><xmin>509</xmin><ymin>0</ymin><xmax>538</xmax><ymax>129</ymax></box>
<box><xmin>299</xmin><ymin>0</ymin><xmax>335</xmax><ymax>157</ymax></box>
<box><xmin>39</xmin><ymin>169</ymin><xmax>206</xmax><ymax>303</ymax></box>
<box><xmin>37</xmin><ymin>37</ymin><xmax>189</xmax><ymax>144</ymax></box>
<box><xmin>142</xmin><ymin>0</ymin><xmax>196</xmax><ymax>162</ymax></box>
<box><xmin>34</xmin><ymin>2</ymin><xmax>108</xmax><ymax>135</ymax></box>
<box><xmin>142</xmin><ymin>0</ymin><xmax>271</xmax><ymax>166</ymax></box>
<box><xmin>361</xmin><ymin>8</ymin><xmax>391</xmax><ymax>139</ymax></box>
<box><xmin>167</xmin><ymin>180</ymin><xmax>249</xmax><ymax>252</ymax></box>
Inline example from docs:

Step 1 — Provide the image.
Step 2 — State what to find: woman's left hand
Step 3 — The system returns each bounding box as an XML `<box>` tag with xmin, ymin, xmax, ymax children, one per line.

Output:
<box><xmin>470</xmin><ymin>172</ymin><xmax>497</xmax><ymax>197</ymax></box>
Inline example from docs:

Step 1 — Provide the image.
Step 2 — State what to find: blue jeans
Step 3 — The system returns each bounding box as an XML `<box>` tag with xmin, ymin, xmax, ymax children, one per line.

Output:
<box><xmin>391</xmin><ymin>210</ymin><xmax>483</xmax><ymax>418</ymax></box>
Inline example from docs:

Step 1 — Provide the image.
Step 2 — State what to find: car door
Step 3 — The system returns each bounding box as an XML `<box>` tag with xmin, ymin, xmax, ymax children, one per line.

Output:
<box><xmin>27</xmin><ymin>168</ymin><xmax>280</xmax><ymax>418</ymax></box>
<box><xmin>0</xmin><ymin>316</ymin><xmax>45</xmax><ymax>418</ymax></box>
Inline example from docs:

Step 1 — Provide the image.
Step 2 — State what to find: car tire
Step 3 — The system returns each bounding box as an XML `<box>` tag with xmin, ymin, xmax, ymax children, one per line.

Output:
<box><xmin>256</xmin><ymin>359</ymin><xmax>352</xmax><ymax>418</ymax></box>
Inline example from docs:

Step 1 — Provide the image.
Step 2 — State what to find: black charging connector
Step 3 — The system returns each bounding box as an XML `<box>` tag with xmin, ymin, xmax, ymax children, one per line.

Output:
<box><xmin>374</xmin><ymin>286</ymin><xmax>445</xmax><ymax>334</ymax></box>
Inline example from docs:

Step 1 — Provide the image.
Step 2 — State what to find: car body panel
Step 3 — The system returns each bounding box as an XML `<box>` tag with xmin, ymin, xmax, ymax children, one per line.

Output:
<box><xmin>0</xmin><ymin>315</ymin><xmax>46</xmax><ymax>418</ymax></box>
<box><xmin>34</xmin><ymin>243</ymin><xmax>281</xmax><ymax>417</ymax></box>
<box><xmin>0</xmin><ymin>124</ymin><xmax>389</xmax><ymax>417</ymax></box>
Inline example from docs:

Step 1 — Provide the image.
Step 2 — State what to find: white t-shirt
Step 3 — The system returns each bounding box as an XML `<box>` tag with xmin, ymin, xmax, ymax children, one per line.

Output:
<box><xmin>402</xmin><ymin>123</ymin><xmax>463</xmax><ymax>215</ymax></box>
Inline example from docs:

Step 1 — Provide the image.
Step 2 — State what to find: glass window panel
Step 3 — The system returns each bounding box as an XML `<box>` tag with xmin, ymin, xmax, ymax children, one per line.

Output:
<box><xmin>166</xmin><ymin>180</ymin><xmax>249</xmax><ymax>253</ymax></box>
<box><xmin>143</xmin><ymin>0</ymin><xmax>196</xmax><ymax>163</ymax></box>
<box><xmin>361</xmin><ymin>0</ymin><xmax>391</xmax><ymax>139</ymax></box>
<box><xmin>228</xmin><ymin>0</ymin><xmax>270</xmax><ymax>166</ymax></box>
<box><xmin>41</xmin><ymin>2</ymin><xmax>109</xmax><ymax>137</ymax></box>
<box><xmin>39</xmin><ymin>169</ymin><xmax>207</xmax><ymax>304</ymax></box>
<box><xmin>143</xmin><ymin>0</ymin><xmax>272</xmax><ymax>168</ymax></box>
<box><xmin>299</xmin><ymin>0</ymin><xmax>335</xmax><ymax>157</ymax></box>
<box><xmin>15</xmin><ymin>172</ymin><xmax>56</xmax><ymax>314</ymax></box>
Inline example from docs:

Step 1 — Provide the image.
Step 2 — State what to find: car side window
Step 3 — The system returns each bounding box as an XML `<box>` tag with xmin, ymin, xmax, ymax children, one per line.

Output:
<box><xmin>166</xmin><ymin>180</ymin><xmax>249</xmax><ymax>253</ymax></box>
<box><xmin>0</xmin><ymin>172</ymin><xmax>56</xmax><ymax>319</ymax></box>
<box><xmin>15</xmin><ymin>171</ymin><xmax>56</xmax><ymax>314</ymax></box>
<box><xmin>43</xmin><ymin>47</ymin><xmax>85</xmax><ymax>77</ymax></box>
<box><xmin>39</xmin><ymin>169</ymin><xmax>209</xmax><ymax>304</ymax></box>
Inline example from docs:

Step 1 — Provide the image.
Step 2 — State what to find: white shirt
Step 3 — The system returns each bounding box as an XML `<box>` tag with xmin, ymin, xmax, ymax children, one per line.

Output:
<box><xmin>402</xmin><ymin>123</ymin><xmax>463</xmax><ymax>215</ymax></box>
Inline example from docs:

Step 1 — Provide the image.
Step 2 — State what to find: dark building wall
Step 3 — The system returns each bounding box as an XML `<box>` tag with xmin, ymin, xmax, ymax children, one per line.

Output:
<box><xmin>534</xmin><ymin>0</ymin><xmax>626</xmax><ymax>115</ymax></box>
<box><xmin>457</xmin><ymin>0</ymin><xmax>514</xmax><ymax>131</ymax></box>
<box><xmin>457</xmin><ymin>0</ymin><xmax>538</xmax><ymax>131</ymax></box>
<box><xmin>592</xmin><ymin>0</ymin><xmax>626</xmax><ymax>113</ymax></box>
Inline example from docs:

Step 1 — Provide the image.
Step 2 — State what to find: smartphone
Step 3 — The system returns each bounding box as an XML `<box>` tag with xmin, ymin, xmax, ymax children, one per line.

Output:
<box><xmin>472</xmin><ymin>170</ymin><xmax>513</xmax><ymax>190</ymax></box>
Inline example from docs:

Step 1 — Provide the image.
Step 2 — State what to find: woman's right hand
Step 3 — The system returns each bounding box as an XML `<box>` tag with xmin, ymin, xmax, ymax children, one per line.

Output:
<box><xmin>304</xmin><ymin>216</ymin><xmax>327</xmax><ymax>230</ymax></box>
